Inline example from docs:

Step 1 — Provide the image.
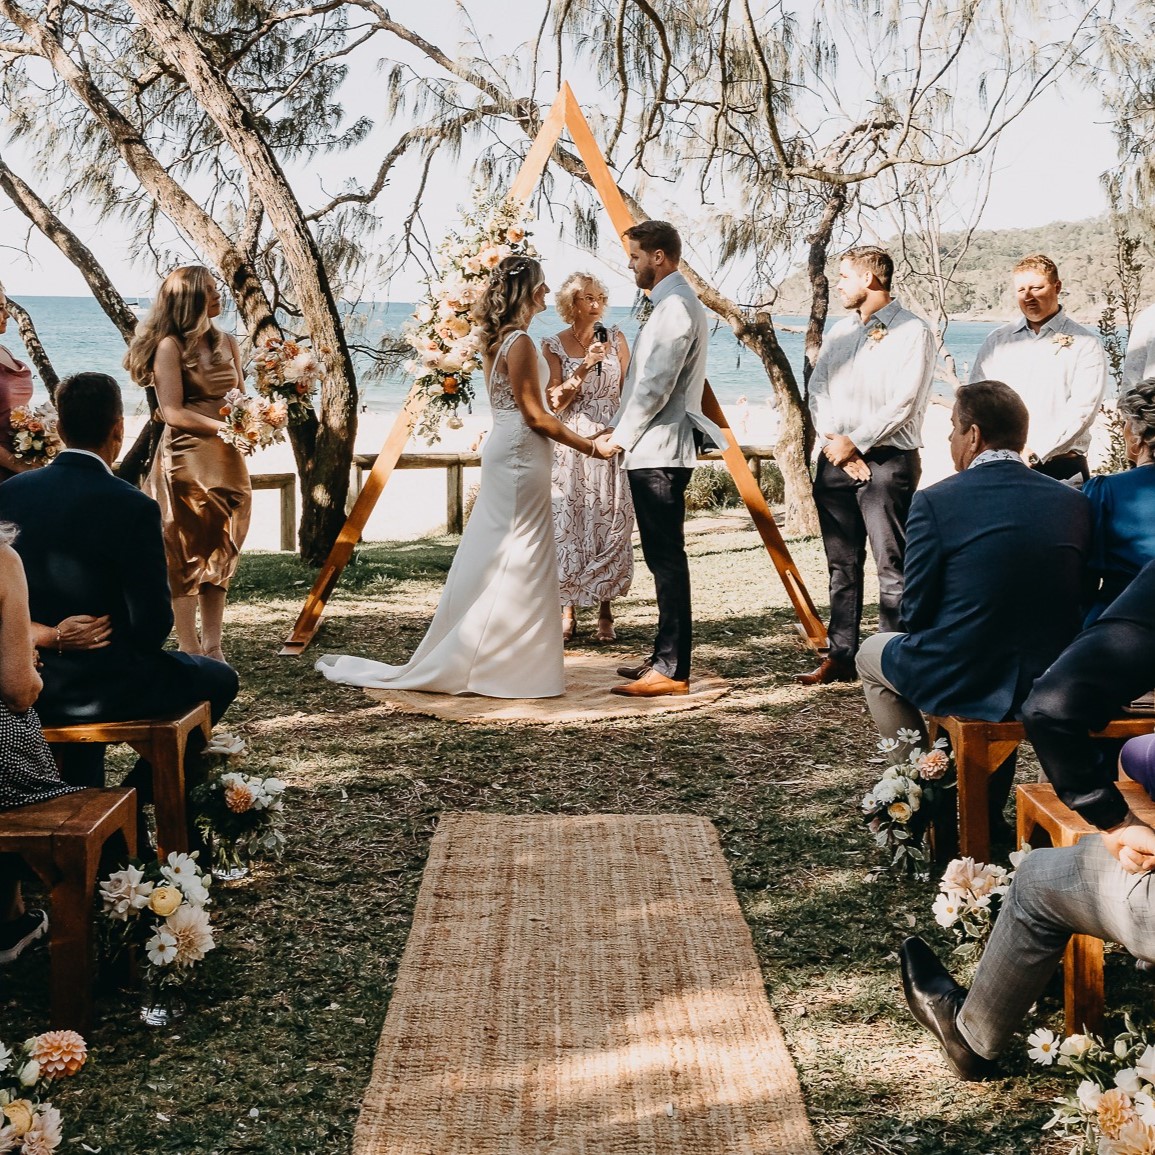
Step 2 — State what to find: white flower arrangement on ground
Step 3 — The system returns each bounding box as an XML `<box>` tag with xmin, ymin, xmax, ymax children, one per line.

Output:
<box><xmin>0</xmin><ymin>1029</ymin><xmax>87</xmax><ymax>1152</ymax></box>
<box><xmin>99</xmin><ymin>851</ymin><xmax>215</xmax><ymax>995</ymax></box>
<box><xmin>250</xmin><ymin>336</ymin><xmax>327</xmax><ymax>423</ymax></box>
<box><xmin>932</xmin><ymin>846</ymin><xmax>1031</xmax><ymax>962</ymax></box>
<box><xmin>402</xmin><ymin>191</ymin><xmax>538</xmax><ymax>442</ymax></box>
<box><xmin>191</xmin><ymin>733</ymin><xmax>287</xmax><ymax>874</ymax></box>
<box><xmin>9</xmin><ymin>402</ymin><xmax>61</xmax><ymax>466</ymax></box>
<box><xmin>217</xmin><ymin>388</ymin><xmax>288</xmax><ymax>455</ymax></box>
<box><xmin>1029</xmin><ymin>1016</ymin><xmax>1155</xmax><ymax>1153</ymax></box>
<box><xmin>861</xmin><ymin>730</ymin><xmax>956</xmax><ymax>874</ymax></box>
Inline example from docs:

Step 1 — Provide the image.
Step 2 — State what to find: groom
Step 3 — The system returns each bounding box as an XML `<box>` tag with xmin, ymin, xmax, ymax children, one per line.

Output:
<box><xmin>595</xmin><ymin>221</ymin><xmax>725</xmax><ymax>697</ymax></box>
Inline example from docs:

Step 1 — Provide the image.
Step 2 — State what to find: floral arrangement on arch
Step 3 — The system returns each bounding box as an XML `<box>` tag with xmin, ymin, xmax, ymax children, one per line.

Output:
<box><xmin>932</xmin><ymin>846</ymin><xmax>1031</xmax><ymax>963</ymax></box>
<box><xmin>250</xmin><ymin>336</ymin><xmax>328</xmax><ymax>423</ymax></box>
<box><xmin>0</xmin><ymin>1029</ymin><xmax>87</xmax><ymax>1152</ymax></box>
<box><xmin>860</xmin><ymin>729</ymin><xmax>956</xmax><ymax>875</ymax></box>
<box><xmin>9</xmin><ymin>402</ymin><xmax>61</xmax><ymax>466</ymax></box>
<box><xmin>402</xmin><ymin>191</ymin><xmax>538</xmax><ymax>442</ymax></box>
<box><xmin>99</xmin><ymin>851</ymin><xmax>215</xmax><ymax>1000</ymax></box>
<box><xmin>1028</xmin><ymin>1016</ymin><xmax>1155</xmax><ymax>1153</ymax></box>
<box><xmin>217</xmin><ymin>388</ymin><xmax>288</xmax><ymax>456</ymax></box>
<box><xmin>190</xmin><ymin>733</ymin><xmax>287</xmax><ymax>877</ymax></box>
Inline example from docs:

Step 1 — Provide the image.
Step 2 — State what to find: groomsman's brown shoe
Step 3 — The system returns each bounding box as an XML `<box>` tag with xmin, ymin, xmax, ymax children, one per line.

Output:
<box><xmin>795</xmin><ymin>657</ymin><xmax>857</xmax><ymax>686</ymax></box>
<box><xmin>611</xmin><ymin>668</ymin><xmax>690</xmax><ymax>697</ymax></box>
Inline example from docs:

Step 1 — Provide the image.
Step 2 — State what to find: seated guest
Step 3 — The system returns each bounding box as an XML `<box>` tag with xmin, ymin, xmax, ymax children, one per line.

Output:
<box><xmin>856</xmin><ymin>381</ymin><xmax>1091</xmax><ymax>832</ymax></box>
<box><xmin>0</xmin><ymin>372</ymin><xmax>237</xmax><ymax>841</ymax></box>
<box><xmin>1082</xmin><ymin>378</ymin><xmax>1155</xmax><ymax>624</ymax></box>
<box><xmin>899</xmin><ymin>560</ymin><xmax>1155</xmax><ymax>1079</ymax></box>
<box><xmin>0</xmin><ymin>521</ymin><xmax>81</xmax><ymax>962</ymax></box>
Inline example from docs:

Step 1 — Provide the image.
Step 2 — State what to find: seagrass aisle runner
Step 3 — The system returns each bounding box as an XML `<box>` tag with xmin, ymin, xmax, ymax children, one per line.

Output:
<box><xmin>354</xmin><ymin>813</ymin><xmax>818</xmax><ymax>1155</ymax></box>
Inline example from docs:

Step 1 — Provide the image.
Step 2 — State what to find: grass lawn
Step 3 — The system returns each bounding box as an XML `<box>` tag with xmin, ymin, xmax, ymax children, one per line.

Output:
<box><xmin>3</xmin><ymin>510</ymin><xmax>1143</xmax><ymax>1153</ymax></box>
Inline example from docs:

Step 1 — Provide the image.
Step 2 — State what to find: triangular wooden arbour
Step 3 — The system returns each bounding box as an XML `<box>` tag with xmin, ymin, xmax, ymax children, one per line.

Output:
<box><xmin>280</xmin><ymin>84</ymin><xmax>827</xmax><ymax>656</ymax></box>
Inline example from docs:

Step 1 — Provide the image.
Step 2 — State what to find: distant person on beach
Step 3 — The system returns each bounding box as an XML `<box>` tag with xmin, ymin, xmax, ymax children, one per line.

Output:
<box><xmin>1082</xmin><ymin>378</ymin><xmax>1155</xmax><ymax>624</ymax></box>
<box><xmin>543</xmin><ymin>272</ymin><xmax>634</xmax><ymax>644</ymax></box>
<box><xmin>593</xmin><ymin>221</ymin><xmax>727</xmax><ymax>698</ymax></box>
<box><xmin>317</xmin><ymin>256</ymin><xmax>620</xmax><ymax>699</ymax></box>
<box><xmin>125</xmin><ymin>266</ymin><xmax>251</xmax><ymax>664</ymax></box>
<box><xmin>0</xmin><ymin>372</ymin><xmax>237</xmax><ymax>848</ymax></box>
<box><xmin>798</xmin><ymin>246</ymin><xmax>935</xmax><ymax>687</ymax></box>
<box><xmin>968</xmin><ymin>253</ymin><xmax>1107</xmax><ymax>483</ymax></box>
<box><xmin>0</xmin><ymin>288</ymin><xmax>37</xmax><ymax>483</ymax></box>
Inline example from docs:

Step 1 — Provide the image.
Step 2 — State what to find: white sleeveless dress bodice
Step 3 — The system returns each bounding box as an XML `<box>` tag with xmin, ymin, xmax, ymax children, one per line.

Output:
<box><xmin>316</xmin><ymin>330</ymin><xmax>565</xmax><ymax>697</ymax></box>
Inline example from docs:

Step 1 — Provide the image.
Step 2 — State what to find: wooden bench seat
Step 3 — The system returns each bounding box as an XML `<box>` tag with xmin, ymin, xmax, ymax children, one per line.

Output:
<box><xmin>927</xmin><ymin>713</ymin><xmax>1155</xmax><ymax>862</ymax></box>
<box><xmin>0</xmin><ymin>788</ymin><xmax>136</xmax><ymax>1030</ymax></box>
<box><xmin>41</xmin><ymin>702</ymin><xmax>212</xmax><ymax>857</ymax></box>
<box><xmin>1016</xmin><ymin>780</ymin><xmax>1155</xmax><ymax>1036</ymax></box>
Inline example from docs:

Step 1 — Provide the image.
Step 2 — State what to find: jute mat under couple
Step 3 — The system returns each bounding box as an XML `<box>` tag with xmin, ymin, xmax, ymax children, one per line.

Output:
<box><xmin>364</xmin><ymin>654</ymin><xmax>731</xmax><ymax>724</ymax></box>
<box><xmin>353</xmin><ymin>813</ymin><xmax>818</xmax><ymax>1154</ymax></box>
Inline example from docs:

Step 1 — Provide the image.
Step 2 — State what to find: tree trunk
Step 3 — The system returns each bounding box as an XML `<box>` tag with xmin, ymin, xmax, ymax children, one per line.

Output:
<box><xmin>803</xmin><ymin>186</ymin><xmax>847</xmax><ymax>393</ymax></box>
<box><xmin>124</xmin><ymin>0</ymin><xmax>357</xmax><ymax>564</ymax></box>
<box><xmin>3</xmin><ymin>297</ymin><xmax>58</xmax><ymax>395</ymax></box>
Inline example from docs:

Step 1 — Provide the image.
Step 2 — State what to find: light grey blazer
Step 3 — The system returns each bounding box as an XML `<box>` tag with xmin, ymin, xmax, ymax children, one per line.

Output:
<box><xmin>610</xmin><ymin>271</ymin><xmax>726</xmax><ymax>469</ymax></box>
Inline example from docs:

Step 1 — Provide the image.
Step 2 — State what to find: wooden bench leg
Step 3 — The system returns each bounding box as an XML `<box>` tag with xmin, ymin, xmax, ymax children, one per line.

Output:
<box><xmin>955</xmin><ymin>729</ymin><xmax>992</xmax><ymax>862</ymax></box>
<box><xmin>1066</xmin><ymin>933</ymin><xmax>1105</xmax><ymax>1036</ymax></box>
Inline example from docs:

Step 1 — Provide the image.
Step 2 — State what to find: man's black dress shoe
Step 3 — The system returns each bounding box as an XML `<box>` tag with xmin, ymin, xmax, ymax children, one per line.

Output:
<box><xmin>899</xmin><ymin>936</ymin><xmax>997</xmax><ymax>1081</ymax></box>
<box><xmin>795</xmin><ymin>656</ymin><xmax>857</xmax><ymax>686</ymax></box>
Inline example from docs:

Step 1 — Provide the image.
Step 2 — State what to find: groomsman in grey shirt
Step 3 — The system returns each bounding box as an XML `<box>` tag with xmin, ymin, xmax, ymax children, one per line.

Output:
<box><xmin>798</xmin><ymin>246</ymin><xmax>935</xmax><ymax>686</ymax></box>
<box><xmin>969</xmin><ymin>253</ymin><xmax>1107</xmax><ymax>482</ymax></box>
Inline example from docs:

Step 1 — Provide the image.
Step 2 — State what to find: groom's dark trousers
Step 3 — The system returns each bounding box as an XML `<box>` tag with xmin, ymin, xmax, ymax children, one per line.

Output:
<box><xmin>628</xmin><ymin>467</ymin><xmax>693</xmax><ymax>682</ymax></box>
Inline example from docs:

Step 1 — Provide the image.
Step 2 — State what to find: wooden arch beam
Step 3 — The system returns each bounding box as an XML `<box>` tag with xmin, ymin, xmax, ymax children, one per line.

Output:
<box><xmin>280</xmin><ymin>84</ymin><xmax>827</xmax><ymax>655</ymax></box>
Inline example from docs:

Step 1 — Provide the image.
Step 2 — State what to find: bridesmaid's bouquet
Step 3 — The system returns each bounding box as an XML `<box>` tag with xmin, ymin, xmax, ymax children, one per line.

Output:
<box><xmin>250</xmin><ymin>336</ymin><xmax>327</xmax><ymax>423</ymax></box>
<box><xmin>9</xmin><ymin>401</ymin><xmax>61</xmax><ymax>465</ymax></box>
<box><xmin>217</xmin><ymin>388</ymin><xmax>288</xmax><ymax>455</ymax></box>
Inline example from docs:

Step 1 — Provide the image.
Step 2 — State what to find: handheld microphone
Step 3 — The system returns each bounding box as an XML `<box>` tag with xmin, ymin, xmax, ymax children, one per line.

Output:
<box><xmin>592</xmin><ymin>323</ymin><xmax>608</xmax><ymax>377</ymax></box>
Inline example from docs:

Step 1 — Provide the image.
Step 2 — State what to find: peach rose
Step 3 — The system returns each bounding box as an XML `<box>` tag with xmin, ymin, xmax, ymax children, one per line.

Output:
<box><xmin>148</xmin><ymin>885</ymin><xmax>183</xmax><ymax>917</ymax></box>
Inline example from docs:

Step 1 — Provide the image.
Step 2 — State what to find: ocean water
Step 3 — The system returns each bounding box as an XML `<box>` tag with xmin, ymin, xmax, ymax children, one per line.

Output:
<box><xmin>7</xmin><ymin>295</ymin><xmax>1001</xmax><ymax>419</ymax></box>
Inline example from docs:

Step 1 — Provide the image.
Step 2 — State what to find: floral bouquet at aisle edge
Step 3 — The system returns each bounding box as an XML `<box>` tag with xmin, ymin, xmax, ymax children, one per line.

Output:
<box><xmin>0</xmin><ymin>1028</ymin><xmax>87</xmax><ymax>1152</ymax></box>
<box><xmin>217</xmin><ymin>388</ymin><xmax>288</xmax><ymax>455</ymax></box>
<box><xmin>1028</xmin><ymin>1016</ymin><xmax>1155</xmax><ymax>1153</ymax></box>
<box><xmin>9</xmin><ymin>401</ymin><xmax>62</xmax><ymax>466</ymax></box>
<box><xmin>861</xmin><ymin>729</ymin><xmax>956</xmax><ymax>875</ymax></box>
<box><xmin>932</xmin><ymin>846</ymin><xmax>1031</xmax><ymax>963</ymax></box>
<box><xmin>402</xmin><ymin>190</ymin><xmax>539</xmax><ymax>442</ymax></box>
<box><xmin>191</xmin><ymin>733</ymin><xmax>287</xmax><ymax>878</ymax></box>
<box><xmin>99</xmin><ymin>851</ymin><xmax>215</xmax><ymax>1019</ymax></box>
<box><xmin>250</xmin><ymin>336</ymin><xmax>327</xmax><ymax>423</ymax></box>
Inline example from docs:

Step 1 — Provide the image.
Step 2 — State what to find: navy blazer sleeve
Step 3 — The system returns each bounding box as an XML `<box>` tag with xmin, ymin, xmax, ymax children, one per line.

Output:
<box><xmin>118</xmin><ymin>495</ymin><xmax>175</xmax><ymax>650</ymax></box>
<box><xmin>898</xmin><ymin>490</ymin><xmax>943</xmax><ymax>633</ymax></box>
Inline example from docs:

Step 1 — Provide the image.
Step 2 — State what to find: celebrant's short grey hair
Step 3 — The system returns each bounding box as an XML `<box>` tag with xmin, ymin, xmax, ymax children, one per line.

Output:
<box><xmin>0</xmin><ymin>521</ymin><xmax>16</xmax><ymax>547</ymax></box>
<box><xmin>554</xmin><ymin>273</ymin><xmax>609</xmax><ymax>324</ymax></box>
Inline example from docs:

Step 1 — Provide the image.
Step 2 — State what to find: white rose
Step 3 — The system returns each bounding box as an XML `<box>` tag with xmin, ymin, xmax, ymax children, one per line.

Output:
<box><xmin>1117</xmin><ymin>1067</ymin><xmax>1144</xmax><ymax>1095</ymax></box>
<box><xmin>1076</xmin><ymin>1078</ymin><xmax>1102</xmax><ymax>1112</ymax></box>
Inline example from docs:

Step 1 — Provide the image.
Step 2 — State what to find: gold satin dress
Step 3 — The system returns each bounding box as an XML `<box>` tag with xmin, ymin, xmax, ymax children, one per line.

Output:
<box><xmin>146</xmin><ymin>355</ymin><xmax>252</xmax><ymax>597</ymax></box>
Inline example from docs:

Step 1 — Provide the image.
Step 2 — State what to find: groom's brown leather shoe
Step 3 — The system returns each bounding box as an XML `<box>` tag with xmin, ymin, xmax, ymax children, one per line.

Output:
<box><xmin>795</xmin><ymin>657</ymin><xmax>857</xmax><ymax>686</ymax></box>
<box><xmin>611</xmin><ymin>669</ymin><xmax>689</xmax><ymax>697</ymax></box>
<box><xmin>900</xmin><ymin>936</ymin><xmax>997</xmax><ymax>1081</ymax></box>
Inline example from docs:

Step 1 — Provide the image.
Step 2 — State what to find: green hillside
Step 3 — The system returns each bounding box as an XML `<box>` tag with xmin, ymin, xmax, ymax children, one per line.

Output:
<box><xmin>773</xmin><ymin>215</ymin><xmax>1147</xmax><ymax>322</ymax></box>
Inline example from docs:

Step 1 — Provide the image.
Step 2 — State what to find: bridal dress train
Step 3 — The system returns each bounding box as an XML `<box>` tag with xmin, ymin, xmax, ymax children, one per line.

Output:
<box><xmin>316</xmin><ymin>330</ymin><xmax>565</xmax><ymax>698</ymax></box>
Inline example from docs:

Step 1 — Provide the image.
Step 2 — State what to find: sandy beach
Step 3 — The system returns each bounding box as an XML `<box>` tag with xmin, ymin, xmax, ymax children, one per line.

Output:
<box><xmin>124</xmin><ymin>397</ymin><xmax>1116</xmax><ymax>553</ymax></box>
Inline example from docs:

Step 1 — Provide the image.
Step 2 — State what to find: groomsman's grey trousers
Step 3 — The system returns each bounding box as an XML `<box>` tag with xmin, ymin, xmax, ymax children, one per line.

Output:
<box><xmin>957</xmin><ymin>838</ymin><xmax>1155</xmax><ymax>1057</ymax></box>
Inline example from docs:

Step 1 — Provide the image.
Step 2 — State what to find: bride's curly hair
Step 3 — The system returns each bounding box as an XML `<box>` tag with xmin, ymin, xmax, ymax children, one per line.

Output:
<box><xmin>1119</xmin><ymin>378</ymin><xmax>1155</xmax><ymax>452</ymax></box>
<box><xmin>472</xmin><ymin>256</ymin><xmax>544</xmax><ymax>350</ymax></box>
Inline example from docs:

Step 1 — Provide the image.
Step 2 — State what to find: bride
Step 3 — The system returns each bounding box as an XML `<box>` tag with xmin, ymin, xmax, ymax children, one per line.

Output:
<box><xmin>316</xmin><ymin>256</ymin><xmax>619</xmax><ymax>698</ymax></box>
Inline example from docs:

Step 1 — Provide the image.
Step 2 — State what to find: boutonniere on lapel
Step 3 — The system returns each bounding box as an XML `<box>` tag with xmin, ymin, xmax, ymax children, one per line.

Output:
<box><xmin>866</xmin><ymin>321</ymin><xmax>888</xmax><ymax>346</ymax></box>
<box><xmin>1052</xmin><ymin>332</ymin><xmax>1074</xmax><ymax>354</ymax></box>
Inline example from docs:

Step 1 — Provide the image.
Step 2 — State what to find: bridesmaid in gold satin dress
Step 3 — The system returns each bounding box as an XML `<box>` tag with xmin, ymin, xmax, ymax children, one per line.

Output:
<box><xmin>125</xmin><ymin>266</ymin><xmax>251</xmax><ymax>663</ymax></box>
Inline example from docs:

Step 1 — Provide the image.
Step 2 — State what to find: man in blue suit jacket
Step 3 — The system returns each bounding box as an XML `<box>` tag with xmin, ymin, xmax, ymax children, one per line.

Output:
<box><xmin>856</xmin><ymin>380</ymin><xmax>1091</xmax><ymax>825</ymax></box>
<box><xmin>0</xmin><ymin>373</ymin><xmax>237</xmax><ymax>826</ymax></box>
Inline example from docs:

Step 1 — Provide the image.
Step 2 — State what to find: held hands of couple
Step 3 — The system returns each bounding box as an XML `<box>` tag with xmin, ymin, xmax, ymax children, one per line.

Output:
<box><xmin>589</xmin><ymin>430</ymin><xmax>622</xmax><ymax>460</ymax></box>
<box><xmin>43</xmin><ymin>614</ymin><xmax>113</xmax><ymax>653</ymax></box>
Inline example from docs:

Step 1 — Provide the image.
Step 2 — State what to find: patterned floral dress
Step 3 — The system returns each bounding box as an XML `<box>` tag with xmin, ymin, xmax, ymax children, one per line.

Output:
<box><xmin>543</xmin><ymin>329</ymin><xmax>634</xmax><ymax>607</ymax></box>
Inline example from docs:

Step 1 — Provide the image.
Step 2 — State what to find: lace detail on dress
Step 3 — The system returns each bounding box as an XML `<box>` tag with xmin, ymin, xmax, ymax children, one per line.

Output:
<box><xmin>488</xmin><ymin>330</ymin><xmax>526</xmax><ymax>412</ymax></box>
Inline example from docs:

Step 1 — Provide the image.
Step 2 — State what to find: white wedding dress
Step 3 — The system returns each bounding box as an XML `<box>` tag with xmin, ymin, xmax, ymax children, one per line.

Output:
<box><xmin>315</xmin><ymin>330</ymin><xmax>565</xmax><ymax>698</ymax></box>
